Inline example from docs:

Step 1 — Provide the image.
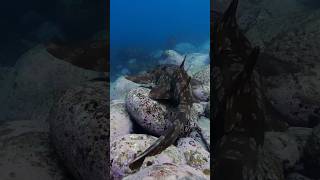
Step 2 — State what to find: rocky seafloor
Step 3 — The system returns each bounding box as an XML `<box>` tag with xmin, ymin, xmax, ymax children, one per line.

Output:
<box><xmin>0</xmin><ymin>0</ymin><xmax>320</xmax><ymax>179</ymax></box>
<box><xmin>0</xmin><ymin>44</ymin><xmax>100</xmax><ymax>180</ymax></box>
<box><xmin>109</xmin><ymin>45</ymin><xmax>211</xmax><ymax>179</ymax></box>
<box><xmin>0</xmin><ymin>39</ymin><xmax>211</xmax><ymax>180</ymax></box>
<box><xmin>212</xmin><ymin>0</ymin><xmax>320</xmax><ymax>179</ymax></box>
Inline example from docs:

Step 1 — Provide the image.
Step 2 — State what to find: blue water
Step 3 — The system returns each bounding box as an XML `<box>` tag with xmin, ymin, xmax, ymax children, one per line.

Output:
<box><xmin>110</xmin><ymin>0</ymin><xmax>210</xmax><ymax>81</ymax></box>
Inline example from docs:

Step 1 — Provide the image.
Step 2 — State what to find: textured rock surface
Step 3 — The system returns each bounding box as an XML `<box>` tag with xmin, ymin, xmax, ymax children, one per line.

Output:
<box><xmin>266</xmin><ymin>10</ymin><xmax>320</xmax><ymax>65</ymax></box>
<box><xmin>110</xmin><ymin>134</ymin><xmax>158</xmax><ymax>179</ymax></box>
<box><xmin>261</xmin><ymin>11</ymin><xmax>320</xmax><ymax>127</ymax></box>
<box><xmin>217</xmin><ymin>0</ymin><xmax>308</xmax><ymax>49</ymax></box>
<box><xmin>264</xmin><ymin>132</ymin><xmax>300</xmax><ymax>169</ymax></box>
<box><xmin>254</xmin><ymin>148</ymin><xmax>285</xmax><ymax>180</ymax></box>
<box><xmin>177</xmin><ymin>138</ymin><xmax>210</xmax><ymax>175</ymax></box>
<box><xmin>188</xmin><ymin>127</ymin><xmax>210</xmax><ymax>151</ymax></box>
<box><xmin>263</xmin><ymin>67</ymin><xmax>320</xmax><ymax>127</ymax></box>
<box><xmin>287</xmin><ymin>127</ymin><xmax>312</xmax><ymax>154</ymax></box>
<box><xmin>0</xmin><ymin>120</ymin><xmax>69</xmax><ymax>180</ymax></box>
<box><xmin>193</xmin><ymin>65</ymin><xmax>210</xmax><ymax>86</ymax></box>
<box><xmin>251</xmin><ymin>6</ymin><xmax>320</xmax><ymax>128</ymax></box>
<box><xmin>184</xmin><ymin>53</ymin><xmax>210</xmax><ymax>76</ymax></box>
<box><xmin>0</xmin><ymin>45</ymin><xmax>100</xmax><ymax>122</ymax></box>
<box><xmin>126</xmin><ymin>87</ymin><xmax>169</xmax><ymax>136</ymax></box>
<box><xmin>48</xmin><ymin>81</ymin><xmax>109</xmax><ymax>180</ymax></box>
<box><xmin>110</xmin><ymin>100</ymin><xmax>133</xmax><ymax>141</ymax></box>
<box><xmin>110</xmin><ymin>76</ymin><xmax>140</xmax><ymax>100</ymax></box>
<box><xmin>197</xmin><ymin>117</ymin><xmax>211</xmax><ymax>147</ymax></box>
<box><xmin>191</xmin><ymin>103</ymin><xmax>206</xmax><ymax>119</ymax></box>
<box><xmin>160</xmin><ymin>50</ymin><xmax>184</xmax><ymax>65</ymax></box>
<box><xmin>191</xmin><ymin>62</ymin><xmax>210</xmax><ymax>102</ymax></box>
<box><xmin>192</xmin><ymin>85</ymin><xmax>210</xmax><ymax>102</ymax></box>
<box><xmin>141</xmin><ymin>145</ymin><xmax>186</xmax><ymax>170</ymax></box>
<box><xmin>123</xmin><ymin>163</ymin><xmax>209</xmax><ymax>180</ymax></box>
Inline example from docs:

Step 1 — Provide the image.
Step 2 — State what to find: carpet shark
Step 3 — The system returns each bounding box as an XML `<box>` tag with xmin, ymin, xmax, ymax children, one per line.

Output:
<box><xmin>211</xmin><ymin>0</ymin><xmax>287</xmax><ymax>179</ymax></box>
<box><xmin>125</xmin><ymin>57</ymin><xmax>209</xmax><ymax>170</ymax></box>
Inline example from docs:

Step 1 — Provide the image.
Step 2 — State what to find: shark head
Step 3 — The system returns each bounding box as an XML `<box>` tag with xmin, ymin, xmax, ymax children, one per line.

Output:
<box><xmin>125</xmin><ymin>65</ymin><xmax>174</xmax><ymax>101</ymax></box>
<box><xmin>126</xmin><ymin>56</ymin><xmax>196</xmax><ymax>104</ymax></box>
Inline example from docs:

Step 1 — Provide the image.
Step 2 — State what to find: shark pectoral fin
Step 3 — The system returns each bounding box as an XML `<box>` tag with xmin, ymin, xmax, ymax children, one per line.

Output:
<box><xmin>125</xmin><ymin>74</ymin><xmax>153</xmax><ymax>84</ymax></box>
<box><xmin>149</xmin><ymin>85</ymin><xmax>172</xmax><ymax>100</ymax></box>
<box><xmin>129</xmin><ymin>120</ymin><xmax>182</xmax><ymax>170</ymax></box>
<box><xmin>128</xmin><ymin>136</ymin><xmax>165</xmax><ymax>170</ymax></box>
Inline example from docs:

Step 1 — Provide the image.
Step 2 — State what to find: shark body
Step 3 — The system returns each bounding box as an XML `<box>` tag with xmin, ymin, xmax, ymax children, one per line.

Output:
<box><xmin>126</xmin><ymin>58</ymin><xmax>208</xmax><ymax>170</ymax></box>
<box><xmin>211</xmin><ymin>0</ymin><xmax>287</xmax><ymax>179</ymax></box>
<box><xmin>212</xmin><ymin>0</ymin><xmax>263</xmax><ymax>179</ymax></box>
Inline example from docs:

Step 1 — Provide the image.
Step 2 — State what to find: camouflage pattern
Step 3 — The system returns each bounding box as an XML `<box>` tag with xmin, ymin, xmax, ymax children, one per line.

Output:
<box><xmin>125</xmin><ymin>57</ymin><xmax>207</xmax><ymax>170</ymax></box>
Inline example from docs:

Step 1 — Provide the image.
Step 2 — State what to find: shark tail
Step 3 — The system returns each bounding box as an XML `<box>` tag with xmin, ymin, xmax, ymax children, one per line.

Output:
<box><xmin>128</xmin><ymin>118</ymin><xmax>183</xmax><ymax>170</ymax></box>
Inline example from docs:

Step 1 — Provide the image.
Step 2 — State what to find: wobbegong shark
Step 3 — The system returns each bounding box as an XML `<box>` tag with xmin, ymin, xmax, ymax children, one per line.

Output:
<box><xmin>125</xmin><ymin>57</ymin><xmax>209</xmax><ymax>170</ymax></box>
<box><xmin>212</xmin><ymin>0</ymin><xmax>287</xmax><ymax>179</ymax></box>
<box><xmin>212</xmin><ymin>0</ymin><xmax>265</xmax><ymax>178</ymax></box>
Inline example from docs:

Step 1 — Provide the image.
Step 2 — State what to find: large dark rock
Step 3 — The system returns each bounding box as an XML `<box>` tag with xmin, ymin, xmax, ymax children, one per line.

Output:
<box><xmin>0</xmin><ymin>46</ymin><xmax>99</xmax><ymax>122</ymax></box>
<box><xmin>0</xmin><ymin>120</ymin><xmax>70</xmax><ymax>180</ymax></box>
<box><xmin>259</xmin><ymin>10</ymin><xmax>320</xmax><ymax>127</ymax></box>
<box><xmin>48</xmin><ymin>81</ymin><xmax>109</xmax><ymax>180</ymax></box>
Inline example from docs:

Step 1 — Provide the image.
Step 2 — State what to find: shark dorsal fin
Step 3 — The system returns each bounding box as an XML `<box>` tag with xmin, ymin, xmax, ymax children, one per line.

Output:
<box><xmin>180</xmin><ymin>55</ymin><xmax>187</xmax><ymax>69</ymax></box>
<box><xmin>215</xmin><ymin>0</ymin><xmax>239</xmax><ymax>67</ymax></box>
<box><xmin>221</xmin><ymin>0</ymin><xmax>238</xmax><ymax>29</ymax></box>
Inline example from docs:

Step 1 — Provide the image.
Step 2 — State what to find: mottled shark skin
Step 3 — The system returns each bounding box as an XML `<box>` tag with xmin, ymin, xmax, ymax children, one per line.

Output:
<box><xmin>212</xmin><ymin>0</ymin><xmax>268</xmax><ymax>179</ymax></box>
<box><xmin>125</xmin><ymin>58</ymin><xmax>207</xmax><ymax>170</ymax></box>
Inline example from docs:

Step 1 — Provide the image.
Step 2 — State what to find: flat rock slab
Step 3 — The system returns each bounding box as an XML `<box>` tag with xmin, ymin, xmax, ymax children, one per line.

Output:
<box><xmin>49</xmin><ymin>81</ymin><xmax>109</xmax><ymax>180</ymax></box>
<box><xmin>0</xmin><ymin>120</ymin><xmax>69</xmax><ymax>180</ymax></box>
<box><xmin>123</xmin><ymin>163</ymin><xmax>208</xmax><ymax>180</ymax></box>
